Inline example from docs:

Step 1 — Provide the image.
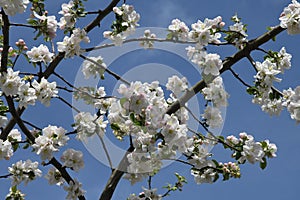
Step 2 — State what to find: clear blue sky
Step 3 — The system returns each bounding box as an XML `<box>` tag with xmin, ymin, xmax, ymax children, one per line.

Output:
<box><xmin>1</xmin><ymin>0</ymin><xmax>300</xmax><ymax>199</ymax></box>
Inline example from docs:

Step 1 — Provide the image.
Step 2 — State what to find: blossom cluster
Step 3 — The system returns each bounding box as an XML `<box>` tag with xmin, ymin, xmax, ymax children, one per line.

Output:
<box><xmin>249</xmin><ymin>47</ymin><xmax>293</xmax><ymax>116</ymax></box>
<box><xmin>105</xmin><ymin>79</ymin><xmax>193</xmax><ymax>183</ymax></box>
<box><xmin>183</xmin><ymin>136</ymin><xmax>218</xmax><ymax>184</ymax></box>
<box><xmin>0</xmin><ymin>0</ymin><xmax>29</xmax><ymax>16</ymax></box>
<box><xmin>73</xmin><ymin>86</ymin><xmax>114</xmax><ymax>115</ymax></box>
<box><xmin>58</xmin><ymin>1</ymin><xmax>77</xmax><ymax>30</ymax></box>
<box><xmin>81</xmin><ymin>56</ymin><xmax>106</xmax><ymax>79</ymax></box>
<box><xmin>5</xmin><ymin>186</ymin><xmax>26</xmax><ymax>200</ymax></box>
<box><xmin>73</xmin><ymin>112</ymin><xmax>108</xmax><ymax>141</ymax></box>
<box><xmin>45</xmin><ymin>168</ymin><xmax>86</xmax><ymax>199</ymax></box>
<box><xmin>0</xmin><ymin>68</ymin><xmax>58</xmax><ymax>108</ymax></box>
<box><xmin>32</xmin><ymin>125</ymin><xmax>69</xmax><ymax>160</ymax></box>
<box><xmin>188</xmin><ymin>131</ymin><xmax>277</xmax><ymax>185</ymax></box>
<box><xmin>26</xmin><ymin>44</ymin><xmax>54</xmax><ymax>64</ymax></box>
<box><xmin>74</xmin><ymin>79</ymin><xmax>191</xmax><ymax>182</ymax></box>
<box><xmin>103</xmin><ymin>4</ymin><xmax>140</xmax><ymax>45</ymax></box>
<box><xmin>63</xmin><ymin>179</ymin><xmax>86</xmax><ymax>200</ymax></box>
<box><xmin>0</xmin><ymin>129</ymin><xmax>21</xmax><ymax>160</ymax></box>
<box><xmin>127</xmin><ymin>187</ymin><xmax>162</xmax><ymax>200</ymax></box>
<box><xmin>8</xmin><ymin>159</ymin><xmax>42</xmax><ymax>186</ymax></box>
<box><xmin>140</xmin><ymin>29</ymin><xmax>157</xmax><ymax>49</ymax></box>
<box><xmin>201</xmin><ymin>76</ymin><xmax>229</xmax><ymax>128</ymax></box>
<box><xmin>280</xmin><ymin>0</ymin><xmax>300</xmax><ymax>34</ymax></box>
<box><xmin>226</xmin><ymin>132</ymin><xmax>277</xmax><ymax>164</ymax></box>
<box><xmin>33</xmin><ymin>12</ymin><xmax>58</xmax><ymax>39</ymax></box>
<box><xmin>285</xmin><ymin>86</ymin><xmax>300</xmax><ymax>122</ymax></box>
<box><xmin>57</xmin><ymin>28</ymin><xmax>90</xmax><ymax>58</ymax></box>
<box><xmin>227</xmin><ymin>14</ymin><xmax>248</xmax><ymax>49</ymax></box>
<box><xmin>60</xmin><ymin>148</ymin><xmax>84</xmax><ymax>172</ymax></box>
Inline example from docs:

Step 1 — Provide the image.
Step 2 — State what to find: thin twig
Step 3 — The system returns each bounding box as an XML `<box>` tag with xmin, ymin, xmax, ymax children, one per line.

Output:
<box><xmin>97</xmin><ymin>132</ymin><xmax>114</xmax><ymax>171</ymax></box>
<box><xmin>0</xmin><ymin>174</ymin><xmax>12</xmax><ymax>179</ymax></box>
<box><xmin>55</xmin><ymin>96</ymin><xmax>80</xmax><ymax>113</ymax></box>
<box><xmin>79</xmin><ymin>54</ymin><xmax>130</xmax><ymax>85</ymax></box>
<box><xmin>10</xmin><ymin>23</ymin><xmax>40</xmax><ymax>29</ymax></box>
<box><xmin>148</xmin><ymin>176</ymin><xmax>152</xmax><ymax>190</ymax></box>
<box><xmin>246</xmin><ymin>54</ymin><xmax>258</xmax><ymax>72</ymax></box>
<box><xmin>22</xmin><ymin>120</ymin><xmax>42</xmax><ymax>131</ymax></box>
<box><xmin>84</xmin><ymin>37</ymin><xmax>229</xmax><ymax>52</ymax></box>
<box><xmin>229</xmin><ymin>68</ymin><xmax>252</xmax><ymax>88</ymax></box>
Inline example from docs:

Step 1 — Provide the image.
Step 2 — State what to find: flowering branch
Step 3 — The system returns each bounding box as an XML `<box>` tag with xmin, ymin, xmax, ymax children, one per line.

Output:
<box><xmin>85</xmin><ymin>0</ymin><xmax>122</xmax><ymax>33</ymax></box>
<box><xmin>5</xmin><ymin>94</ymin><xmax>86</xmax><ymax>200</ymax></box>
<box><xmin>0</xmin><ymin>9</ymin><xmax>9</xmax><ymax>72</ymax></box>
<box><xmin>166</xmin><ymin>26</ymin><xmax>285</xmax><ymax>115</ymax></box>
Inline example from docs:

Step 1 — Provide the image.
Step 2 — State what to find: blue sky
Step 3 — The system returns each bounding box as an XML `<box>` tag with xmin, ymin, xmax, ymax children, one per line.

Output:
<box><xmin>1</xmin><ymin>0</ymin><xmax>300</xmax><ymax>199</ymax></box>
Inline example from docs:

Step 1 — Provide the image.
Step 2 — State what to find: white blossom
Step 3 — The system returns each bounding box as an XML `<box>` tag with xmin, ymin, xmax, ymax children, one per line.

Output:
<box><xmin>188</xmin><ymin>16</ymin><xmax>223</xmax><ymax>46</ymax></box>
<box><xmin>33</xmin><ymin>12</ymin><xmax>58</xmax><ymax>39</ymax></box>
<box><xmin>57</xmin><ymin>28</ymin><xmax>89</xmax><ymax>58</ymax></box>
<box><xmin>26</xmin><ymin>44</ymin><xmax>54</xmax><ymax>63</ymax></box>
<box><xmin>60</xmin><ymin>148</ymin><xmax>84</xmax><ymax>172</ymax></box>
<box><xmin>0</xmin><ymin>68</ymin><xmax>22</xmax><ymax>96</ymax></box>
<box><xmin>82</xmin><ymin>56</ymin><xmax>106</xmax><ymax>79</ymax></box>
<box><xmin>168</xmin><ymin>19</ymin><xmax>190</xmax><ymax>41</ymax></box>
<box><xmin>5</xmin><ymin>186</ymin><xmax>25</xmax><ymax>200</ymax></box>
<box><xmin>8</xmin><ymin>159</ymin><xmax>42</xmax><ymax>185</ymax></box>
<box><xmin>202</xmin><ymin>76</ymin><xmax>229</xmax><ymax>107</ymax></box>
<box><xmin>0</xmin><ymin>0</ymin><xmax>29</xmax><ymax>16</ymax></box>
<box><xmin>277</xmin><ymin>47</ymin><xmax>292</xmax><ymax>73</ymax></box>
<box><xmin>202</xmin><ymin>106</ymin><xmax>223</xmax><ymax>128</ymax></box>
<box><xmin>0</xmin><ymin>139</ymin><xmax>13</xmax><ymax>160</ymax></box>
<box><xmin>8</xmin><ymin>129</ymin><xmax>22</xmax><ymax>142</ymax></box>
<box><xmin>104</xmin><ymin>4</ymin><xmax>140</xmax><ymax>45</ymax></box>
<box><xmin>254</xmin><ymin>60</ymin><xmax>281</xmax><ymax>87</ymax></box>
<box><xmin>280</xmin><ymin>0</ymin><xmax>300</xmax><ymax>35</ymax></box>
<box><xmin>32</xmin><ymin>77</ymin><xmax>58</xmax><ymax>107</ymax></box>
<box><xmin>63</xmin><ymin>179</ymin><xmax>85</xmax><ymax>200</ymax></box>
<box><xmin>128</xmin><ymin>188</ymin><xmax>162</xmax><ymax>200</ymax></box>
<box><xmin>58</xmin><ymin>1</ymin><xmax>76</xmax><ymax>29</ymax></box>
<box><xmin>229</xmin><ymin>21</ymin><xmax>248</xmax><ymax>48</ymax></box>
<box><xmin>202</xmin><ymin>53</ymin><xmax>223</xmax><ymax>76</ymax></box>
<box><xmin>166</xmin><ymin>75</ymin><xmax>188</xmax><ymax>97</ymax></box>
<box><xmin>191</xmin><ymin>161</ymin><xmax>217</xmax><ymax>184</ymax></box>
<box><xmin>0</xmin><ymin>115</ymin><xmax>8</xmax><ymax>128</ymax></box>
<box><xmin>32</xmin><ymin>125</ymin><xmax>68</xmax><ymax>160</ymax></box>
<box><xmin>286</xmin><ymin>86</ymin><xmax>300</xmax><ymax>122</ymax></box>
<box><xmin>45</xmin><ymin>167</ymin><xmax>65</xmax><ymax>186</ymax></box>
<box><xmin>262</xmin><ymin>140</ymin><xmax>277</xmax><ymax>158</ymax></box>
<box><xmin>140</xmin><ymin>29</ymin><xmax>156</xmax><ymax>49</ymax></box>
<box><xmin>74</xmin><ymin>112</ymin><xmax>108</xmax><ymax>141</ymax></box>
<box><xmin>17</xmin><ymin>82</ymin><xmax>37</xmax><ymax>108</ymax></box>
<box><xmin>103</xmin><ymin>31</ymin><xmax>125</xmax><ymax>46</ymax></box>
<box><xmin>239</xmin><ymin>134</ymin><xmax>265</xmax><ymax>164</ymax></box>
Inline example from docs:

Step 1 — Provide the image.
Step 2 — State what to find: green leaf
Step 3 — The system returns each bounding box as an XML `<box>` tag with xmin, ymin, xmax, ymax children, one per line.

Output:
<box><xmin>246</xmin><ymin>86</ymin><xmax>259</xmax><ymax>95</ymax></box>
<box><xmin>166</xmin><ymin>32</ymin><xmax>173</xmax><ymax>40</ymax></box>
<box><xmin>23</xmin><ymin>143</ymin><xmax>30</xmax><ymax>149</ymax></box>
<box><xmin>260</xmin><ymin>157</ymin><xmax>267</xmax><ymax>170</ymax></box>
<box><xmin>213</xmin><ymin>173</ymin><xmax>219</xmax><ymax>182</ymax></box>
<box><xmin>119</xmin><ymin>97</ymin><xmax>127</xmax><ymax>107</ymax></box>
<box><xmin>223</xmin><ymin>173</ymin><xmax>230</xmax><ymax>181</ymax></box>
<box><xmin>12</xmin><ymin>143</ymin><xmax>19</xmax><ymax>152</ymax></box>
<box><xmin>111</xmin><ymin>123</ymin><xmax>121</xmax><ymax>131</ymax></box>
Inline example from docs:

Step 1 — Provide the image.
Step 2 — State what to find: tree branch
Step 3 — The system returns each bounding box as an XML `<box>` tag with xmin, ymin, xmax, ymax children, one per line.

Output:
<box><xmin>99</xmin><ymin>146</ymin><xmax>134</xmax><ymax>200</ymax></box>
<box><xmin>84</xmin><ymin>0</ymin><xmax>122</xmax><ymax>33</ymax></box>
<box><xmin>166</xmin><ymin>26</ymin><xmax>284</xmax><ymax>115</ymax></box>
<box><xmin>0</xmin><ymin>9</ymin><xmax>9</xmax><ymax>72</ymax></box>
<box><xmin>98</xmin><ymin>26</ymin><xmax>285</xmax><ymax>200</ymax></box>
